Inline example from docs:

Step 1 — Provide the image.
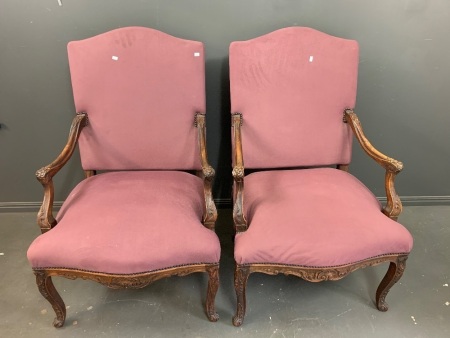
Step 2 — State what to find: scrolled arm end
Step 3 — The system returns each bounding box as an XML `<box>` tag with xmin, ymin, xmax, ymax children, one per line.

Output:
<box><xmin>202</xmin><ymin>165</ymin><xmax>215</xmax><ymax>179</ymax></box>
<box><xmin>386</xmin><ymin>158</ymin><xmax>403</xmax><ymax>173</ymax></box>
<box><xmin>232</xmin><ymin>166</ymin><xmax>245</xmax><ymax>180</ymax></box>
<box><xmin>36</xmin><ymin>166</ymin><xmax>53</xmax><ymax>184</ymax></box>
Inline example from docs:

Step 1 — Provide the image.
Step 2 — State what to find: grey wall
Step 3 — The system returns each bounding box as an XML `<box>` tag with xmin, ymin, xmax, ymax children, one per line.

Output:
<box><xmin>1</xmin><ymin>0</ymin><xmax>449</xmax><ymax>208</ymax></box>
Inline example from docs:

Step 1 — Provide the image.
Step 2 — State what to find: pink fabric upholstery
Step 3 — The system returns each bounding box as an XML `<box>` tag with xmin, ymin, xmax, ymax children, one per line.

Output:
<box><xmin>27</xmin><ymin>171</ymin><xmax>220</xmax><ymax>274</ymax></box>
<box><xmin>234</xmin><ymin>168</ymin><xmax>413</xmax><ymax>266</ymax></box>
<box><xmin>68</xmin><ymin>27</ymin><xmax>205</xmax><ymax>170</ymax></box>
<box><xmin>230</xmin><ymin>27</ymin><xmax>359</xmax><ymax>168</ymax></box>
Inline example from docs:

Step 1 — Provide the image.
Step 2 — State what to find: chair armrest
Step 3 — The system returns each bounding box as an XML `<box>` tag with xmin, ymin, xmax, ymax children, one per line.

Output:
<box><xmin>195</xmin><ymin>113</ymin><xmax>218</xmax><ymax>230</ymax></box>
<box><xmin>232</xmin><ymin>113</ymin><xmax>248</xmax><ymax>232</ymax></box>
<box><xmin>344</xmin><ymin>109</ymin><xmax>403</xmax><ymax>220</ymax></box>
<box><xmin>35</xmin><ymin>113</ymin><xmax>88</xmax><ymax>233</ymax></box>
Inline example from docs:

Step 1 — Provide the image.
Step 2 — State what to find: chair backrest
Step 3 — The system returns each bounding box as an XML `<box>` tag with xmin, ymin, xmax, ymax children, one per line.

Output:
<box><xmin>230</xmin><ymin>27</ymin><xmax>359</xmax><ymax>169</ymax></box>
<box><xmin>68</xmin><ymin>27</ymin><xmax>205</xmax><ymax>170</ymax></box>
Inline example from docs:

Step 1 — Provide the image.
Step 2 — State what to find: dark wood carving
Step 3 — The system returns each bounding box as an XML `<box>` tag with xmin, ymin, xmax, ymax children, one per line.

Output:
<box><xmin>36</xmin><ymin>112</ymin><xmax>88</xmax><ymax>233</ymax></box>
<box><xmin>195</xmin><ymin>113</ymin><xmax>218</xmax><ymax>230</ymax></box>
<box><xmin>232</xmin><ymin>265</ymin><xmax>250</xmax><ymax>327</ymax></box>
<box><xmin>231</xmin><ymin>113</ymin><xmax>248</xmax><ymax>232</ymax></box>
<box><xmin>205</xmin><ymin>265</ymin><xmax>220</xmax><ymax>321</ymax></box>
<box><xmin>376</xmin><ymin>255</ymin><xmax>408</xmax><ymax>311</ymax></box>
<box><xmin>233</xmin><ymin>254</ymin><xmax>409</xmax><ymax>326</ymax></box>
<box><xmin>34</xmin><ymin>271</ymin><xmax>66</xmax><ymax>328</ymax></box>
<box><xmin>344</xmin><ymin>109</ymin><xmax>403</xmax><ymax>220</ymax></box>
<box><xmin>34</xmin><ymin>263</ymin><xmax>219</xmax><ymax>327</ymax></box>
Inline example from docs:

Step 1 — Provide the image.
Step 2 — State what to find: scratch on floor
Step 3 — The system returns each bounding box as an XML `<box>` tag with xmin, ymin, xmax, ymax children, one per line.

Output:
<box><xmin>103</xmin><ymin>299</ymin><xmax>157</xmax><ymax>305</ymax></box>
<box><xmin>291</xmin><ymin>317</ymin><xmax>320</xmax><ymax>322</ymax></box>
<box><xmin>336</xmin><ymin>309</ymin><xmax>352</xmax><ymax>317</ymax></box>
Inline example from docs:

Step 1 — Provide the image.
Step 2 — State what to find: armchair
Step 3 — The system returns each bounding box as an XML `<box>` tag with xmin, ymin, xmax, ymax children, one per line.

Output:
<box><xmin>27</xmin><ymin>27</ymin><xmax>220</xmax><ymax>327</ymax></box>
<box><xmin>229</xmin><ymin>27</ymin><xmax>413</xmax><ymax>326</ymax></box>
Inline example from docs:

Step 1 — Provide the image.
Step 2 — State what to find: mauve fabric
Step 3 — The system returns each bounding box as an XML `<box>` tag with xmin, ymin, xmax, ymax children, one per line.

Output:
<box><xmin>230</xmin><ymin>27</ymin><xmax>359</xmax><ymax>168</ymax></box>
<box><xmin>234</xmin><ymin>169</ymin><xmax>413</xmax><ymax>266</ymax></box>
<box><xmin>68</xmin><ymin>27</ymin><xmax>205</xmax><ymax>170</ymax></box>
<box><xmin>27</xmin><ymin>171</ymin><xmax>220</xmax><ymax>274</ymax></box>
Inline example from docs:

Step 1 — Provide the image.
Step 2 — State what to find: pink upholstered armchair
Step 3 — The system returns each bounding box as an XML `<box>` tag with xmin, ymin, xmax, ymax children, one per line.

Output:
<box><xmin>27</xmin><ymin>27</ymin><xmax>220</xmax><ymax>327</ymax></box>
<box><xmin>229</xmin><ymin>27</ymin><xmax>413</xmax><ymax>326</ymax></box>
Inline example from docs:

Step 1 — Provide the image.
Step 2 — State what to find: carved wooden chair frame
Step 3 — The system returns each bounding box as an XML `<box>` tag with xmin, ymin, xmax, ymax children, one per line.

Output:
<box><xmin>231</xmin><ymin>109</ymin><xmax>408</xmax><ymax>326</ymax></box>
<box><xmin>33</xmin><ymin>112</ymin><xmax>219</xmax><ymax>327</ymax></box>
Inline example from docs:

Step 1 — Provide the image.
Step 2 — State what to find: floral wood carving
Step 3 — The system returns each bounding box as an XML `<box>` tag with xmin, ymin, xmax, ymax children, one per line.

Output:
<box><xmin>232</xmin><ymin>166</ymin><xmax>245</xmax><ymax>179</ymax></box>
<box><xmin>248</xmin><ymin>255</ymin><xmax>400</xmax><ymax>282</ymax></box>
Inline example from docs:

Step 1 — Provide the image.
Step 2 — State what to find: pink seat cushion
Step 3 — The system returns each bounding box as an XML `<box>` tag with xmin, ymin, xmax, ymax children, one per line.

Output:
<box><xmin>28</xmin><ymin>171</ymin><xmax>220</xmax><ymax>274</ymax></box>
<box><xmin>235</xmin><ymin>168</ymin><xmax>413</xmax><ymax>267</ymax></box>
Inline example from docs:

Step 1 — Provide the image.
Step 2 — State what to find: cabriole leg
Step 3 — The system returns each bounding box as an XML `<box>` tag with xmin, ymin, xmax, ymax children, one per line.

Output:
<box><xmin>205</xmin><ymin>265</ymin><xmax>219</xmax><ymax>322</ymax></box>
<box><xmin>34</xmin><ymin>270</ymin><xmax>66</xmax><ymax>328</ymax></box>
<box><xmin>376</xmin><ymin>255</ymin><xmax>408</xmax><ymax>311</ymax></box>
<box><xmin>233</xmin><ymin>265</ymin><xmax>250</xmax><ymax>327</ymax></box>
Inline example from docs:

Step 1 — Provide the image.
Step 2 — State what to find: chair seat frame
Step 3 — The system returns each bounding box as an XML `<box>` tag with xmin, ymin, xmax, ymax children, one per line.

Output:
<box><xmin>34</xmin><ymin>112</ymin><xmax>219</xmax><ymax>327</ymax></box>
<box><xmin>231</xmin><ymin>110</ymin><xmax>409</xmax><ymax>326</ymax></box>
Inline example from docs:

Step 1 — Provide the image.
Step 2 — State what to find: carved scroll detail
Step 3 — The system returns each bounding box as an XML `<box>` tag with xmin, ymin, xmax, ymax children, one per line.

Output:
<box><xmin>232</xmin><ymin>166</ymin><xmax>244</xmax><ymax>179</ymax></box>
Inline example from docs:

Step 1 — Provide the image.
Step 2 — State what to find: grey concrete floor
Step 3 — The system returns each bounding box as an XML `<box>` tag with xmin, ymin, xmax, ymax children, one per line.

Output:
<box><xmin>0</xmin><ymin>206</ymin><xmax>449</xmax><ymax>337</ymax></box>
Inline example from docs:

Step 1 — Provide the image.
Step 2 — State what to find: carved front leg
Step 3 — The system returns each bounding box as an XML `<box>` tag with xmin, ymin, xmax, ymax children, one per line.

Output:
<box><xmin>205</xmin><ymin>265</ymin><xmax>220</xmax><ymax>321</ymax></box>
<box><xmin>376</xmin><ymin>255</ymin><xmax>408</xmax><ymax>311</ymax></box>
<box><xmin>233</xmin><ymin>265</ymin><xmax>250</xmax><ymax>327</ymax></box>
<box><xmin>34</xmin><ymin>270</ymin><xmax>66</xmax><ymax>328</ymax></box>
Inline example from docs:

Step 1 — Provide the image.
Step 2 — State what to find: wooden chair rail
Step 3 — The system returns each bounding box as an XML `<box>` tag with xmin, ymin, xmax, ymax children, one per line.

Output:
<box><xmin>232</xmin><ymin>254</ymin><xmax>408</xmax><ymax>326</ymax></box>
<box><xmin>34</xmin><ymin>263</ymin><xmax>220</xmax><ymax>327</ymax></box>
<box><xmin>344</xmin><ymin>109</ymin><xmax>403</xmax><ymax>220</ymax></box>
<box><xmin>35</xmin><ymin>113</ymin><xmax>88</xmax><ymax>233</ymax></box>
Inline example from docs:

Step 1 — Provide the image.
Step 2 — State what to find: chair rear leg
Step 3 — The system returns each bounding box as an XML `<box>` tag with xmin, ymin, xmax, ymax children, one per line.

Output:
<box><xmin>34</xmin><ymin>270</ymin><xmax>66</xmax><ymax>328</ymax></box>
<box><xmin>376</xmin><ymin>255</ymin><xmax>408</xmax><ymax>311</ymax></box>
<box><xmin>233</xmin><ymin>265</ymin><xmax>250</xmax><ymax>327</ymax></box>
<box><xmin>205</xmin><ymin>265</ymin><xmax>220</xmax><ymax>322</ymax></box>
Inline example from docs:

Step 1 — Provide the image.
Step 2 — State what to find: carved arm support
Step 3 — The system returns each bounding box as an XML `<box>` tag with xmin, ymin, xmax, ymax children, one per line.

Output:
<box><xmin>36</xmin><ymin>113</ymin><xmax>88</xmax><ymax>233</ymax></box>
<box><xmin>195</xmin><ymin>113</ymin><xmax>218</xmax><ymax>230</ymax></box>
<box><xmin>344</xmin><ymin>109</ymin><xmax>403</xmax><ymax>220</ymax></box>
<box><xmin>232</xmin><ymin>113</ymin><xmax>248</xmax><ymax>232</ymax></box>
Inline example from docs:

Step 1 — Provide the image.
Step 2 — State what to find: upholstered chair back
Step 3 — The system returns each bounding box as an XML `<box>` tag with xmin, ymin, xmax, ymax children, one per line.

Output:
<box><xmin>230</xmin><ymin>27</ymin><xmax>359</xmax><ymax>168</ymax></box>
<box><xmin>68</xmin><ymin>27</ymin><xmax>205</xmax><ymax>170</ymax></box>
